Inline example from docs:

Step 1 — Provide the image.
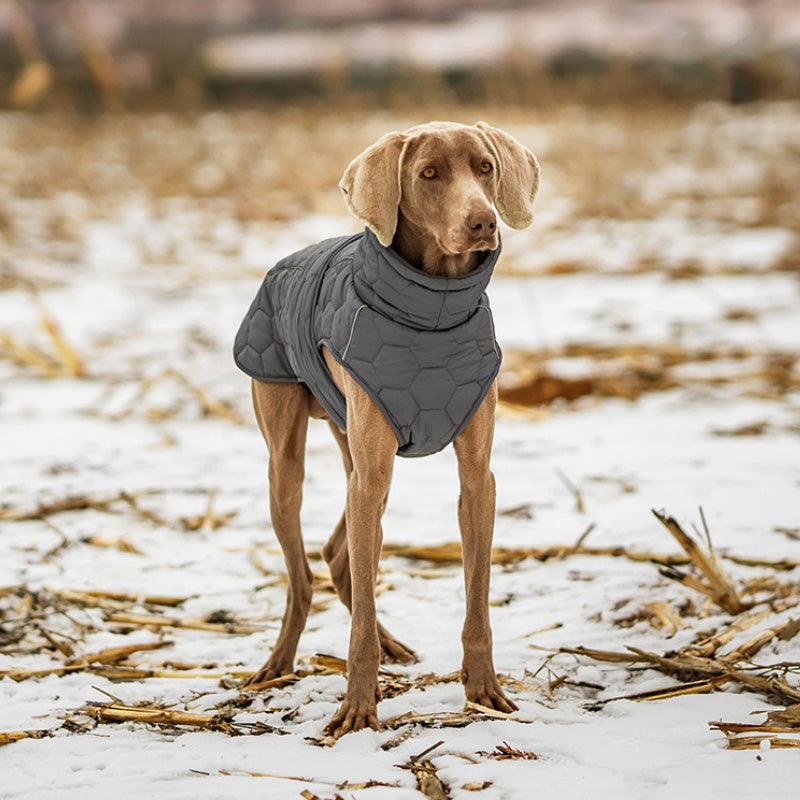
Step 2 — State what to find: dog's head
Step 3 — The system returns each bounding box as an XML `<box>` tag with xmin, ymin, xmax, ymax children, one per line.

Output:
<box><xmin>339</xmin><ymin>121</ymin><xmax>540</xmax><ymax>254</ymax></box>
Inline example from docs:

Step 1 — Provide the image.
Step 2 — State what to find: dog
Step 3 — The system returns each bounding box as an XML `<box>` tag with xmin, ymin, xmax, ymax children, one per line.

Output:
<box><xmin>234</xmin><ymin>121</ymin><xmax>539</xmax><ymax>737</ymax></box>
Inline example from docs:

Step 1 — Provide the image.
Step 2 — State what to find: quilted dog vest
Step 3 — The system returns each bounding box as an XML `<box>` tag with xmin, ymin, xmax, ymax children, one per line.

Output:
<box><xmin>233</xmin><ymin>229</ymin><xmax>502</xmax><ymax>458</ymax></box>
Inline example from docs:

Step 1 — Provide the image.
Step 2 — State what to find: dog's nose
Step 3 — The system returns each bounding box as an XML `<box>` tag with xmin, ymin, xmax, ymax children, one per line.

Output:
<box><xmin>467</xmin><ymin>209</ymin><xmax>497</xmax><ymax>237</ymax></box>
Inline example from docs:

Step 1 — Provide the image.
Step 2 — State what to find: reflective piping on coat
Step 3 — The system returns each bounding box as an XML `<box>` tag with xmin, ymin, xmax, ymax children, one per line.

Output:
<box><xmin>341</xmin><ymin>303</ymin><xmax>368</xmax><ymax>361</ymax></box>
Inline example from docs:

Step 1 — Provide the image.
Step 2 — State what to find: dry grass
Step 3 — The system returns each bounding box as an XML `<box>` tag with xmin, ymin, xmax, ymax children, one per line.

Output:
<box><xmin>0</xmin><ymin>104</ymin><xmax>798</xmax><ymax>247</ymax></box>
<box><xmin>0</xmin><ymin>293</ymin><xmax>84</xmax><ymax>377</ymax></box>
<box><xmin>3</xmin><ymin>501</ymin><xmax>800</xmax><ymax>753</ymax></box>
<box><xmin>498</xmin><ymin>344</ymin><xmax>800</xmax><ymax>409</ymax></box>
<box><xmin>0</xmin><ymin>110</ymin><xmax>389</xmax><ymax>230</ymax></box>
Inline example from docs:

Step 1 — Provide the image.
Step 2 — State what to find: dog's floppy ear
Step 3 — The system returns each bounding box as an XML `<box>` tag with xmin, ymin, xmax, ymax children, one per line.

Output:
<box><xmin>474</xmin><ymin>121</ymin><xmax>540</xmax><ymax>229</ymax></box>
<box><xmin>339</xmin><ymin>132</ymin><xmax>408</xmax><ymax>247</ymax></box>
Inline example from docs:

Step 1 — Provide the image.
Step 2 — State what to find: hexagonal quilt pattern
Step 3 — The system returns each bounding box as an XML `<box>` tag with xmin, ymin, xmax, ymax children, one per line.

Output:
<box><xmin>234</xmin><ymin>229</ymin><xmax>502</xmax><ymax>457</ymax></box>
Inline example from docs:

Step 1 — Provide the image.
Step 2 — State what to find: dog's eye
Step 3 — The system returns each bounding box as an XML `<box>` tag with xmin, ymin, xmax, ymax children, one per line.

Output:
<box><xmin>421</xmin><ymin>167</ymin><xmax>437</xmax><ymax>179</ymax></box>
<box><xmin>480</xmin><ymin>162</ymin><xmax>493</xmax><ymax>174</ymax></box>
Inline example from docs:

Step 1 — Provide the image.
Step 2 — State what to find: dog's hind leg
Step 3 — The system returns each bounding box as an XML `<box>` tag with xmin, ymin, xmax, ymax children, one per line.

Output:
<box><xmin>245</xmin><ymin>379</ymin><xmax>313</xmax><ymax>686</ymax></box>
<box><xmin>322</xmin><ymin>422</ymin><xmax>417</xmax><ymax>665</ymax></box>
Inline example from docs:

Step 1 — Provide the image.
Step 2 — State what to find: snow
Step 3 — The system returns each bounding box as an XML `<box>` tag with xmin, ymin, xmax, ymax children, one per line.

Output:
<box><xmin>1</xmin><ymin>106</ymin><xmax>800</xmax><ymax>799</ymax></box>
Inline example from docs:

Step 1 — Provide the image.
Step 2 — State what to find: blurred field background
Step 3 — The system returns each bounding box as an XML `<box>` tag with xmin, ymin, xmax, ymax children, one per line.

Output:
<box><xmin>3</xmin><ymin>0</ymin><xmax>800</xmax><ymax>109</ymax></box>
<box><xmin>2</xmin><ymin>0</ymin><xmax>799</xmax><ymax>239</ymax></box>
<box><xmin>2</xmin><ymin>0</ymin><xmax>799</xmax><ymax>240</ymax></box>
<box><xmin>2</xmin><ymin>0</ymin><xmax>799</xmax><ymax>407</ymax></box>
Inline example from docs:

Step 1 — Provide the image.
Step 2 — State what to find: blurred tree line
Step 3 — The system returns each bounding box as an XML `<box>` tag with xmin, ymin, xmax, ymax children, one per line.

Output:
<box><xmin>2</xmin><ymin>0</ymin><xmax>799</xmax><ymax>110</ymax></box>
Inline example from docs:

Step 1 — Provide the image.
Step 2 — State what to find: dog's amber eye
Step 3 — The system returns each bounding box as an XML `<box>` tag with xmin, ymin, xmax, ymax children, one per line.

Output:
<box><xmin>480</xmin><ymin>162</ymin><xmax>493</xmax><ymax>174</ymax></box>
<box><xmin>421</xmin><ymin>167</ymin><xmax>437</xmax><ymax>179</ymax></box>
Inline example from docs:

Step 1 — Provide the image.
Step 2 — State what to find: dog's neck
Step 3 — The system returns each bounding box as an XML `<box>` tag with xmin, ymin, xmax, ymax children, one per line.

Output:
<box><xmin>392</xmin><ymin>211</ymin><xmax>483</xmax><ymax>278</ymax></box>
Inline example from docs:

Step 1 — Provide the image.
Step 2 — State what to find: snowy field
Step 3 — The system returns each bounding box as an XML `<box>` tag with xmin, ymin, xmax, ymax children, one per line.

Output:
<box><xmin>1</xmin><ymin>103</ymin><xmax>799</xmax><ymax>799</ymax></box>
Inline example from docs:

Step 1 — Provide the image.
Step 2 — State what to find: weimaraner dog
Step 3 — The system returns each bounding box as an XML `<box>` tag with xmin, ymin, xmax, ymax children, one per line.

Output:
<box><xmin>238</xmin><ymin>121</ymin><xmax>539</xmax><ymax>737</ymax></box>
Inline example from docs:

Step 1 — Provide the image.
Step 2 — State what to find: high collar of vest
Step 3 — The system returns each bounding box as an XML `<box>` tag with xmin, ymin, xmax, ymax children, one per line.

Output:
<box><xmin>353</xmin><ymin>228</ymin><xmax>501</xmax><ymax>331</ymax></box>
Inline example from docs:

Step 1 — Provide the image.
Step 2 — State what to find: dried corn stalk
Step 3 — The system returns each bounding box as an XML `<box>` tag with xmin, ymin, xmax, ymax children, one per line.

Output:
<box><xmin>711</xmin><ymin>707</ymin><xmax>800</xmax><ymax>750</ymax></box>
<box><xmin>399</xmin><ymin>741</ymin><xmax>451</xmax><ymax>800</ymax></box>
<box><xmin>652</xmin><ymin>509</ymin><xmax>748</xmax><ymax>614</ymax></box>
<box><xmin>0</xmin><ymin>729</ymin><xmax>50</xmax><ymax>747</ymax></box>
<box><xmin>84</xmin><ymin>703</ymin><xmax>237</xmax><ymax>733</ymax></box>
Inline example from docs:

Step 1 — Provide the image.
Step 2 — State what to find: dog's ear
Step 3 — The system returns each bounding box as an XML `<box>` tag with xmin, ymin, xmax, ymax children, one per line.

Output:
<box><xmin>339</xmin><ymin>132</ymin><xmax>408</xmax><ymax>247</ymax></box>
<box><xmin>474</xmin><ymin>121</ymin><xmax>540</xmax><ymax>229</ymax></box>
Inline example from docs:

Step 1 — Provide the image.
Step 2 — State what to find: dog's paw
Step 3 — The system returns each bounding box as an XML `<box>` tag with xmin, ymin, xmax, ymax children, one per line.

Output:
<box><xmin>242</xmin><ymin>658</ymin><xmax>294</xmax><ymax>690</ymax></box>
<box><xmin>324</xmin><ymin>690</ymin><xmax>381</xmax><ymax>739</ymax></box>
<box><xmin>462</xmin><ymin>669</ymin><xmax>518</xmax><ymax>714</ymax></box>
<box><xmin>378</xmin><ymin>626</ymin><xmax>418</xmax><ymax>665</ymax></box>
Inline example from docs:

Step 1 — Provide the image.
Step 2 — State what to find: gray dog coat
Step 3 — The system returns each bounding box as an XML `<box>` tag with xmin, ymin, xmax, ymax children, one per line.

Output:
<box><xmin>233</xmin><ymin>229</ymin><xmax>502</xmax><ymax>457</ymax></box>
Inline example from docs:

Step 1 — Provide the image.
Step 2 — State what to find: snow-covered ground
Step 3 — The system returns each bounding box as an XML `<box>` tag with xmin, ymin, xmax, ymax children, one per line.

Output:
<box><xmin>1</xmin><ymin>104</ymin><xmax>799</xmax><ymax>799</ymax></box>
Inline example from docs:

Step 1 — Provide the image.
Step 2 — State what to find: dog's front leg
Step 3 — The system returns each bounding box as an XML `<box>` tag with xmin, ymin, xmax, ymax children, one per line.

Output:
<box><xmin>453</xmin><ymin>385</ymin><xmax>518</xmax><ymax>713</ymax></box>
<box><xmin>323</xmin><ymin>369</ymin><xmax>396</xmax><ymax>738</ymax></box>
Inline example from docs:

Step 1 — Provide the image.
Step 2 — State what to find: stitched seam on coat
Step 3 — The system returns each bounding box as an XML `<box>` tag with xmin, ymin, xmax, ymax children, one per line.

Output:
<box><xmin>478</xmin><ymin>302</ymin><xmax>501</xmax><ymax>359</ymax></box>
